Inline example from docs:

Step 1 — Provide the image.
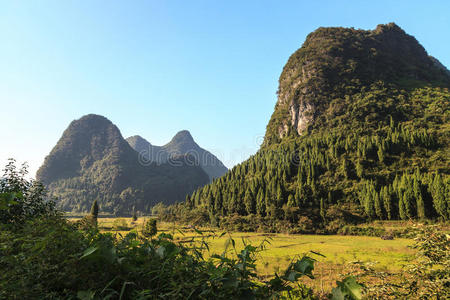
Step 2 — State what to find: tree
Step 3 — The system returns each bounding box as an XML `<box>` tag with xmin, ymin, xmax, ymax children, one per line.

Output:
<box><xmin>0</xmin><ymin>159</ymin><xmax>56</xmax><ymax>225</ymax></box>
<box><xmin>381</xmin><ymin>186</ymin><xmax>392</xmax><ymax>220</ymax></box>
<box><xmin>90</xmin><ymin>199</ymin><xmax>99</xmax><ymax>220</ymax></box>
<box><xmin>341</xmin><ymin>159</ymin><xmax>350</xmax><ymax>179</ymax></box>
<box><xmin>413</xmin><ymin>173</ymin><xmax>425</xmax><ymax>219</ymax></box>
<box><xmin>355</xmin><ymin>159</ymin><xmax>364</xmax><ymax>178</ymax></box>
<box><xmin>244</xmin><ymin>189</ymin><xmax>255</xmax><ymax>215</ymax></box>
<box><xmin>374</xmin><ymin>191</ymin><xmax>383</xmax><ymax>219</ymax></box>
<box><xmin>143</xmin><ymin>219</ymin><xmax>157</xmax><ymax>238</ymax></box>
<box><xmin>377</xmin><ymin>146</ymin><xmax>384</xmax><ymax>164</ymax></box>
<box><xmin>320</xmin><ymin>198</ymin><xmax>326</xmax><ymax>221</ymax></box>
<box><xmin>431</xmin><ymin>173</ymin><xmax>448</xmax><ymax>220</ymax></box>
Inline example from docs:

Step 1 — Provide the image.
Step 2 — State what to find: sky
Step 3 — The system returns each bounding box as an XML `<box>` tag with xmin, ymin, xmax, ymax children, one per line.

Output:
<box><xmin>1</xmin><ymin>0</ymin><xmax>449</xmax><ymax>176</ymax></box>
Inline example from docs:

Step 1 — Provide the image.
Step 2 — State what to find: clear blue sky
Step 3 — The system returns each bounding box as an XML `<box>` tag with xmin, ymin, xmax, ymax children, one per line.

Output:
<box><xmin>1</xmin><ymin>0</ymin><xmax>449</xmax><ymax>176</ymax></box>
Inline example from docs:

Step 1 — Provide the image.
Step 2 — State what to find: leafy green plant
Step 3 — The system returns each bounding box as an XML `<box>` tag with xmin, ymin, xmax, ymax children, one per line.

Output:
<box><xmin>90</xmin><ymin>199</ymin><xmax>99</xmax><ymax>219</ymax></box>
<box><xmin>142</xmin><ymin>219</ymin><xmax>157</xmax><ymax>238</ymax></box>
<box><xmin>348</xmin><ymin>226</ymin><xmax>449</xmax><ymax>299</ymax></box>
<box><xmin>331</xmin><ymin>276</ymin><xmax>363</xmax><ymax>300</ymax></box>
<box><xmin>0</xmin><ymin>159</ymin><xmax>56</xmax><ymax>226</ymax></box>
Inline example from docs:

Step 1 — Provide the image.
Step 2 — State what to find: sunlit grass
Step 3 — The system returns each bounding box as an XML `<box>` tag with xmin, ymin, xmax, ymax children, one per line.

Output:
<box><xmin>68</xmin><ymin>216</ymin><xmax>416</xmax><ymax>294</ymax></box>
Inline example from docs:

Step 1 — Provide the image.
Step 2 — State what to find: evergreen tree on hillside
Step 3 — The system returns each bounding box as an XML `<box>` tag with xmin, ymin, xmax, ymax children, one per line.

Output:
<box><xmin>90</xmin><ymin>199</ymin><xmax>99</xmax><ymax>220</ymax></box>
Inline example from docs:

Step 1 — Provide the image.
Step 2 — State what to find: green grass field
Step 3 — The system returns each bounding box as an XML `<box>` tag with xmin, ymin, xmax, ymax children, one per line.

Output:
<box><xmin>69</xmin><ymin>216</ymin><xmax>416</xmax><ymax>294</ymax></box>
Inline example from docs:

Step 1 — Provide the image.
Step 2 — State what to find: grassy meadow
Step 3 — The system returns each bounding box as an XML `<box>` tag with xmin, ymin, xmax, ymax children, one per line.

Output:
<box><xmin>68</xmin><ymin>216</ymin><xmax>417</xmax><ymax>294</ymax></box>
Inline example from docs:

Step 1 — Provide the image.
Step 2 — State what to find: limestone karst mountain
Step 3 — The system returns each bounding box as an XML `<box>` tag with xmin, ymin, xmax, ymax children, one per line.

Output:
<box><xmin>36</xmin><ymin>114</ymin><xmax>209</xmax><ymax>214</ymax></box>
<box><xmin>180</xmin><ymin>23</ymin><xmax>450</xmax><ymax>228</ymax></box>
<box><xmin>126</xmin><ymin>130</ymin><xmax>228</xmax><ymax>181</ymax></box>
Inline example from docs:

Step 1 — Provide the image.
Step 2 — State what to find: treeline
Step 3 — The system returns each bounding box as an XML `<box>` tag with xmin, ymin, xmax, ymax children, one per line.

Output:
<box><xmin>360</xmin><ymin>170</ymin><xmax>448</xmax><ymax>220</ymax></box>
<box><xmin>185</xmin><ymin>126</ymin><xmax>448</xmax><ymax>224</ymax></box>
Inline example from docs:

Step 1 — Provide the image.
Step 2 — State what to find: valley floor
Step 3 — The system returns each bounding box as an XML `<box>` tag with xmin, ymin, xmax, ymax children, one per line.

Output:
<box><xmin>69</xmin><ymin>216</ymin><xmax>418</xmax><ymax>295</ymax></box>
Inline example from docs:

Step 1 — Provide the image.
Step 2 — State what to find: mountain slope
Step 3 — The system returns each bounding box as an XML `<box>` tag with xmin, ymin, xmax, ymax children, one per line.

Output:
<box><xmin>176</xmin><ymin>23</ymin><xmax>450</xmax><ymax>231</ymax></box>
<box><xmin>126</xmin><ymin>131</ymin><xmax>228</xmax><ymax>181</ymax></box>
<box><xmin>37</xmin><ymin>114</ymin><xmax>209</xmax><ymax>214</ymax></box>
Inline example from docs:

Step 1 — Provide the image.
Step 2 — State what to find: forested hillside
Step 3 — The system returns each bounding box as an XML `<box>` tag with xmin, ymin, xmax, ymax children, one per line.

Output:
<box><xmin>168</xmin><ymin>23</ymin><xmax>450</xmax><ymax>231</ymax></box>
<box><xmin>37</xmin><ymin>114</ymin><xmax>209</xmax><ymax>215</ymax></box>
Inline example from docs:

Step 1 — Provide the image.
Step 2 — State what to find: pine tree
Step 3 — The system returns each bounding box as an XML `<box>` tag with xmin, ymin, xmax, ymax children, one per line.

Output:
<box><xmin>320</xmin><ymin>198</ymin><xmax>326</xmax><ymax>221</ymax></box>
<box><xmin>382</xmin><ymin>186</ymin><xmax>392</xmax><ymax>220</ymax></box>
<box><xmin>276</xmin><ymin>182</ymin><xmax>284</xmax><ymax>207</ymax></box>
<box><xmin>363</xmin><ymin>182</ymin><xmax>376</xmax><ymax>219</ymax></box>
<box><xmin>244</xmin><ymin>189</ymin><xmax>255</xmax><ymax>215</ymax></box>
<box><xmin>294</xmin><ymin>187</ymin><xmax>301</xmax><ymax>207</ymax></box>
<box><xmin>377</xmin><ymin>146</ymin><xmax>384</xmax><ymax>163</ymax></box>
<box><xmin>403</xmin><ymin>188</ymin><xmax>415</xmax><ymax>219</ymax></box>
<box><xmin>256</xmin><ymin>189</ymin><xmax>265</xmax><ymax>216</ymax></box>
<box><xmin>90</xmin><ymin>199</ymin><xmax>99</xmax><ymax>220</ymax></box>
<box><xmin>374</xmin><ymin>191</ymin><xmax>383</xmax><ymax>219</ymax></box>
<box><xmin>355</xmin><ymin>159</ymin><xmax>364</xmax><ymax>178</ymax></box>
<box><xmin>431</xmin><ymin>173</ymin><xmax>448</xmax><ymax>220</ymax></box>
<box><xmin>413</xmin><ymin>172</ymin><xmax>425</xmax><ymax>219</ymax></box>
<box><xmin>132</xmin><ymin>209</ymin><xmax>138</xmax><ymax>222</ymax></box>
<box><xmin>341</xmin><ymin>159</ymin><xmax>349</xmax><ymax>179</ymax></box>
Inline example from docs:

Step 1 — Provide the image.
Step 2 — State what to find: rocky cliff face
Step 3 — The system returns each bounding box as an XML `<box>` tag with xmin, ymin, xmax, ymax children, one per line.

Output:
<box><xmin>265</xmin><ymin>23</ymin><xmax>450</xmax><ymax>143</ymax></box>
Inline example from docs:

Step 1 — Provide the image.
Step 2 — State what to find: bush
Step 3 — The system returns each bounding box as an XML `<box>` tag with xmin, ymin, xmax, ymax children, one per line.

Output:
<box><xmin>0</xmin><ymin>159</ymin><xmax>56</xmax><ymax>226</ymax></box>
<box><xmin>142</xmin><ymin>219</ymin><xmax>157</xmax><ymax>238</ymax></box>
<box><xmin>75</xmin><ymin>214</ymin><xmax>98</xmax><ymax>231</ymax></box>
<box><xmin>112</xmin><ymin>218</ymin><xmax>128</xmax><ymax>231</ymax></box>
<box><xmin>338</xmin><ymin>225</ymin><xmax>386</xmax><ymax>237</ymax></box>
<box><xmin>357</xmin><ymin>226</ymin><xmax>450</xmax><ymax>299</ymax></box>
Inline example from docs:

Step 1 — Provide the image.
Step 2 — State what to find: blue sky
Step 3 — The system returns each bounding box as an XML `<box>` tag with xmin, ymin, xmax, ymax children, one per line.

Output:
<box><xmin>1</xmin><ymin>0</ymin><xmax>449</xmax><ymax>176</ymax></box>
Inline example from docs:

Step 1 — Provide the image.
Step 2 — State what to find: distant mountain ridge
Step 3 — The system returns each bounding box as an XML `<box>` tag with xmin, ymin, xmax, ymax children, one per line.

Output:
<box><xmin>126</xmin><ymin>131</ymin><xmax>228</xmax><ymax>181</ymax></box>
<box><xmin>37</xmin><ymin>114</ymin><xmax>209</xmax><ymax>215</ymax></box>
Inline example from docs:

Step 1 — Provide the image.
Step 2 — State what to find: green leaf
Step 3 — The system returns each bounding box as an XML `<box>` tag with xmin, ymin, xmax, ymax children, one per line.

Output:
<box><xmin>333</xmin><ymin>276</ymin><xmax>363</xmax><ymax>300</ymax></box>
<box><xmin>341</xmin><ymin>276</ymin><xmax>363</xmax><ymax>300</ymax></box>
<box><xmin>293</xmin><ymin>256</ymin><xmax>315</xmax><ymax>278</ymax></box>
<box><xmin>331</xmin><ymin>286</ymin><xmax>345</xmax><ymax>300</ymax></box>
<box><xmin>0</xmin><ymin>192</ymin><xmax>18</xmax><ymax>209</ymax></box>
<box><xmin>77</xmin><ymin>290</ymin><xmax>95</xmax><ymax>300</ymax></box>
<box><xmin>119</xmin><ymin>282</ymin><xmax>134</xmax><ymax>300</ymax></box>
<box><xmin>193</xmin><ymin>227</ymin><xmax>203</xmax><ymax>235</ymax></box>
<box><xmin>286</xmin><ymin>270</ymin><xmax>299</xmax><ymax>282</ymax></box>
<box><xmin>80</xmin><ymin>246</ymin><xmax>98</xmax><ymax>260</ymax></box>
<box><xmin>156</xmin><ymin>246</ymin><xmax>165</xmax><ymax>258</ymax></box>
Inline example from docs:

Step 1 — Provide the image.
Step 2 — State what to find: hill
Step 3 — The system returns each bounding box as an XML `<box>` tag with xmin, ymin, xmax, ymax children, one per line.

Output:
<box><xmin>169</xmin><ymin>23</ymin><xmax>450</xmax><ymax>232</ymax></box>
<box><xmin>126</xmin><ymin>131</ymin><xmax>228</xmax><ymax>181</ymax></box>
<box><xmin>36</xmin><ymin>114</ymin><xmax>209</xmax><ymax>215</ymax></box>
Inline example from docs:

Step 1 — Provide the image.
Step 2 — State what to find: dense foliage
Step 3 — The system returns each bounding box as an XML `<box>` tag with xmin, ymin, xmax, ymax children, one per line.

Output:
<box><xmin>171</xmin><ymin>24</ymin><xmax>450</xmax><ymax>231</ymax></box>
<box><xmin>1</xmin><ymin>162</ymin><xmax>366</xmax><ymax>299</ymax></box>
<box><xmin>0</xmin><ymin>215</ymin><xmax>362</xmax><ymax>299</ymax></box>
<box><xmin>354</xmin><ymin>226</ymin><xmax>449</xmax><ymax>299</ymax></box>
<box><xmin>0</xmin><ymin>158</ymin><xmax>57</xmax><ymax>226</ymax></box>
<box><xmin>36</xmin><ymin>114</ymin><xmax>209</xmax><ymax>215</ymax></box>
